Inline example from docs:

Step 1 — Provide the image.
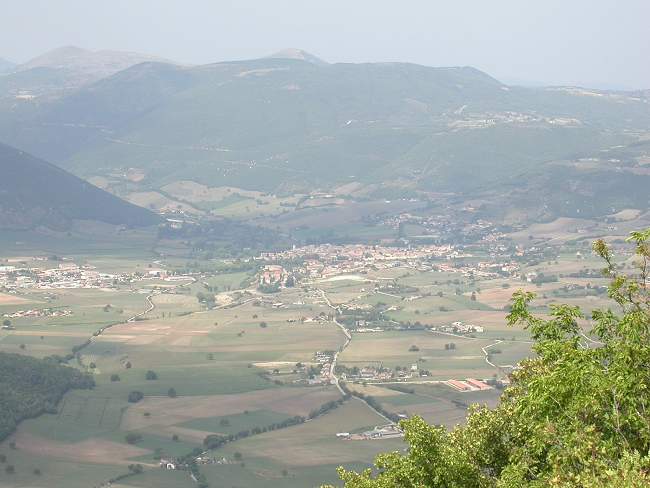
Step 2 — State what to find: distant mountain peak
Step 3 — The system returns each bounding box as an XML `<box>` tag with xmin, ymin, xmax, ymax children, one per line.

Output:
<box><xmin>265</xmin><ymin>48</ymin><xmax>328</xmax><ymax>65</ymax></box>
<box><xmin>46</xmin><ymin>45</ymin><xmax>88</xmax><ymax>56</ymax></box>
<box><xmin>19</xmin><ymin>46</ymin><xmax>169</xmax><ymax>71</ymax></box>
<box><xmin>11</xmin><ymin>46</ymin><xmax>177</xmax><ymax>93</ymax></box>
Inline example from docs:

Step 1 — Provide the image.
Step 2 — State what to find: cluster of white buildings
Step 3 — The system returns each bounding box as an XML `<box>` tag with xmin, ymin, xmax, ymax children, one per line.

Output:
<box><xmin>0</xmin><ymin>260</ymin><xmax>195</xmax><ymax>293</ymax></box>
<box><xmin>340</xmin><ymin>424</ymin><xmax>404</xmax><ymax>440</ymax></box>
<box><xmin>309</xmin><ymin>351</ymin><xmax>334</xmax><ymax>385</ymax></box>
<box><xmin>0</xmin><ymin>262</ymin><xmax>121</xmax><ymax>291</ymax></box>
<box><xmin>2</xmin><ymin>308</ymin><xmax>72</xmax><ymax>319</ymax></box>
<box><xmin>432</xmin><ymin>321</ymin><xmax>484</xmax><ymax>335</ymax></box>
<box><xmin>448</xmin><ymin>110</ymin><xmax>581</xmax><ymax>130</ymax></box>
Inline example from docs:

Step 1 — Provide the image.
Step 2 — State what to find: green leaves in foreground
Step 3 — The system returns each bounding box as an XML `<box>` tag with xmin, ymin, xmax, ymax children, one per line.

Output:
<box><xmin>330</xmin><ymin>229</ymin><xmax>650</xmax><ymax>487</ymax></box>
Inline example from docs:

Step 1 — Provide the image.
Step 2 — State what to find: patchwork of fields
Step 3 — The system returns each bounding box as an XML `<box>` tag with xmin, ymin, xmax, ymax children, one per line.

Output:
<box><xmin>0</xmin><ymin>239</ymin><xmax>622</xmax><ymax>487</ymax></box>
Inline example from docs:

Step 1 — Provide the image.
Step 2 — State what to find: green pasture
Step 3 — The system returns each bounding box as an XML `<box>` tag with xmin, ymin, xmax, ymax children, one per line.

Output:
<box><xmin>180</xmin><ymin>410</ymin><xmax>293</xmax><ymax>436</ymax></box>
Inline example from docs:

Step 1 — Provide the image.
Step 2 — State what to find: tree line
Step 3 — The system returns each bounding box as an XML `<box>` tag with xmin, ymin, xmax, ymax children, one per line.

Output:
<box><xmin>0</xmin><ymin>353</ymin><xmax>94</xmax><ymax>441</ymax></box>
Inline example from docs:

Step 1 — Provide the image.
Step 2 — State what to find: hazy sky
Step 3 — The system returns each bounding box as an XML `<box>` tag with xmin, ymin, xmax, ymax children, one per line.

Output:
<box><xmin>2</xmin><ymin>0</ymin><xmax>649</xmax><ymax>89</ymax></box>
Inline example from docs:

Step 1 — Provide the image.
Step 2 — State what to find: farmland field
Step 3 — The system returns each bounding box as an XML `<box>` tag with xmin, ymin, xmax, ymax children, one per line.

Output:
<box><xmin>0</xmin><ymin>228</ymin><xmax>630</xmax><ymax>488</ymax></box>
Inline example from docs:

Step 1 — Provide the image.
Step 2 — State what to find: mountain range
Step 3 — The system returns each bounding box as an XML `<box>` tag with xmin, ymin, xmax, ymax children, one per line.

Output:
<box><xmin>0</xmin><ymin>46</ymin><xmax>648</xmax><ymax>222</ymax></box>
<box><xmin>0</xmin><ymin>142</ymin><xmax>160</xmax><ymax>230</ymax></box>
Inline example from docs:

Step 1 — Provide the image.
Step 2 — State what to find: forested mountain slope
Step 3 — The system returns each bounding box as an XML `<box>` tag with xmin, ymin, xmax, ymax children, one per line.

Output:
<box><xmin>0</xmin><ymin>143</ymin><xmax>161</xmax><ymax>230</ymax></box>
<box><xmin>0</xmin><ymin>51</ymin><xmax>648</xmax><ymax>217</ymax></box>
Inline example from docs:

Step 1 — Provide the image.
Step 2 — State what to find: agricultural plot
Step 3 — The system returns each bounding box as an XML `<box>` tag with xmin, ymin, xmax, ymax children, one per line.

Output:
<box><xmin>0</xmin><ymin>232</ymin><xmax>626</xmax><ymax>488</ymax></box>
<box><xmin>0</xmin><ymin>292</ymin><xmax>34</xmax><ymax>305</ymax></box>
<box><xmin>206</xmin><ymin>400</ymin><xmax>403</xmax><ymax>484</ymax></box>
<box><xmin>18</xmin><ymin>390</ymin><xmax>126</xmax><ymax>443</ymax></box>
<box><xmin>180</xmin><ymin>410</ymin><xmax>295</xmax><ymax>436</ymax></box>
<box><xmin>160</xmin><ymin>181</ymin><xmax>302</xmax><ymax>219</ymax></box>
<box><xmin>0</xmin><ymin>288</ymin><xmax>151</xmax><ymax>357</ymax></box>
<box><xmin>96</xmin><ymin>300</ymin><xmax>343</xmax><ymax>364</ymax></box>
<box><xmin>339</xmin><ymin>329</ymin><xmax>498</xmax><ymax>376</ymax></box>
<box><xmin>201</xmin><ymin>271</ymin><xmax>254</xmax><ymax>292</ymax></box>
<box><xmin>0</xmin><ymin>452</ymin><xmax>122</xmax><ymax>488</ymax></box>
<box><xmin>377</xmin><ymin>384</ymin><xmax>502</xmax><ymax>427</ymax></box>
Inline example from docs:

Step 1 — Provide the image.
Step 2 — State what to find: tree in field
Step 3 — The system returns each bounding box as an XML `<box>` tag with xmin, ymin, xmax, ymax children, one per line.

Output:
<box><xmin>128</xmin><ymin>391</ymin><xmax>144</xmax><ymax>403</ymax></box>
<box><xmin>167</xmin><ymin>387</ymin><xmax>177</xmax><ymax>398</ymax></box>
<box><xmin>329</xmin><ymin>229</ymin><xmax>650</xmax><ymax>487</ymax></box>
<box><xmin>145</xmin><ymin>370</ymin><xmax>158</xmax><ymax>380</ymax></box>
<box><xmin>125</xmin><ymin>433</ymin><xmax>142</xmax><ymax>445</ymax></box>
<box><xmin>2</xmin><ymin>319</ymin><xmax>11</xmax><ymax>327</ymax></box>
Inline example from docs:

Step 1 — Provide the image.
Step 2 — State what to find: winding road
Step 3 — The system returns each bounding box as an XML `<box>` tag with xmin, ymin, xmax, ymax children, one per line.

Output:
<box><xmin>318</xmin><ymin>288</ymin><xmax>394</xmax><ymax>423</ymax></box>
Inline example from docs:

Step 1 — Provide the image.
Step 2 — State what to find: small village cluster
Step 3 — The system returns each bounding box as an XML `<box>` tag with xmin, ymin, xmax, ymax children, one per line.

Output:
<box><xmin>306</xmin><ymin>350</ymin><xmax>335</xmax><ymax>385</ymax></box>
<box><xmin>430</xmin><ymin>321</ymin><xmax>484</xmax><ymax>335</ymax></box>
<box><xmin>0</xmin><ymin>261</ymin><xmax>122</xmax><ymax>291</ymax></box>
<box><xmin>0</xmin><ymin>259</ymin><xmax>193</xmax><ymax>293</ymax></box>
<box><xmin>447</xmin><ymin>110</ymin><xmax>581</xmax><ymax>130</ymax></box>
<box><xmin>337</xmin><ymin>423</ymin><xmax>404</xmax><ymax>441</ymax></box>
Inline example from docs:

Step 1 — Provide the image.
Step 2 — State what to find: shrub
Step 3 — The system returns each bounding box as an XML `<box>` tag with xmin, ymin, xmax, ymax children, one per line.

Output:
<box><xmin>127</xmin><ymin>391</ymin><xmax>144</xmax><ymax>403</ymax></box>
<box><xmin>125</xmin><ymin>433</ymin><xmax>142</xmax><ymax>445</ymax></box>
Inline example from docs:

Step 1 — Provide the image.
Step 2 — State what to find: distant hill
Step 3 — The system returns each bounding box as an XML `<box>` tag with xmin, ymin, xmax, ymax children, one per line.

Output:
<box><xmin>0</xmin><ymin>58</ymin><xmax>15</xmax><ymax>75</ymax></box>
<box><xmin>266</xmin><ymin>48</ymin><xmax>328</xmax><ymax>66</ymax></box>
<box><xmin>0</xmin><ymin>51</ymin><xmax>649</xmax><ymax>220</ymax></box>
<box><xmin>0</xmin><ymin>143</ymin><xmax>161</xmax><ymax>230</ymax></box>
<box><xmin>0</xmin><ymin>46</ymin><xmax>176</xmax><ymax>97</ymax></box>
<box><xmin>17</xmin><ymin>46</ymin><xmax>171</xmax><ymax>77</ymax></box>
